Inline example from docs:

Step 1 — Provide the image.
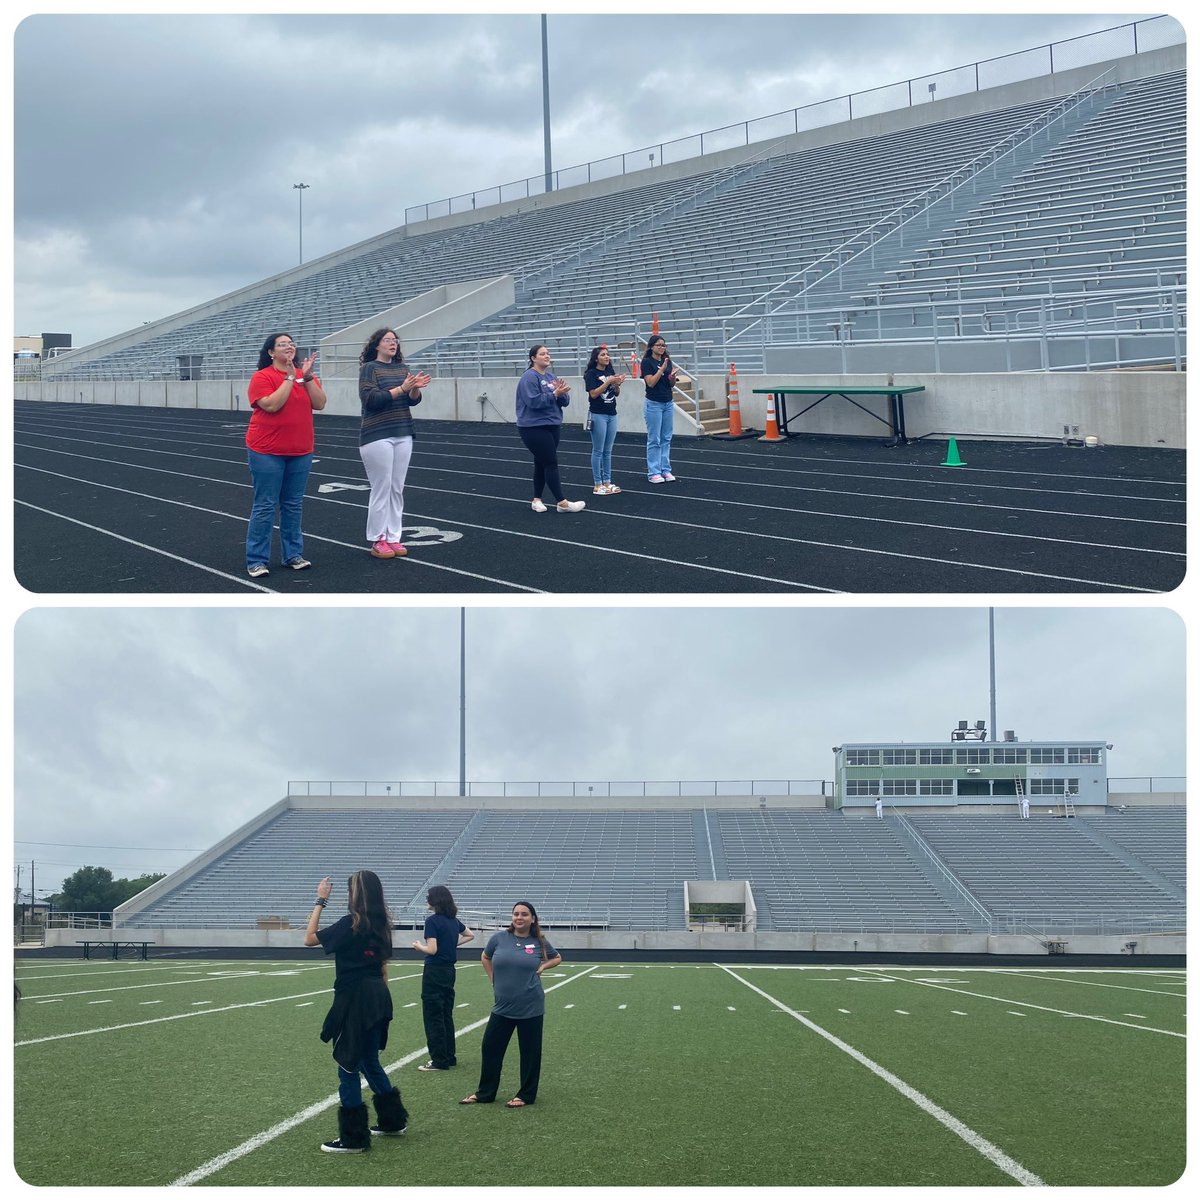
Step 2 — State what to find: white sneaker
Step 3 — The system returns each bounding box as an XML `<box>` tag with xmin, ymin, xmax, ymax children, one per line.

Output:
<box><xmin>531</xmin><ymin>499</ymin><xmax>548</xmax><ymax>513</ymax></box>
<box><xmin>556</xmin><ymin>500</ymin><xmax>586</xmax><ymax>513</ymax></box>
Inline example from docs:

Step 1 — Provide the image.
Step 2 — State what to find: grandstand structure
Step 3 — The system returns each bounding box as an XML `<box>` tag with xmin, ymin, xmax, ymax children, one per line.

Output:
<box><xmin>32</xmin><ymin>24</ymin><xmax>1184</xmax><ymax>412</ymax></box>
<box><xmin>95</xmin><ymin>779</ymin><xmax>1185</xmax><ymax>957</ymax></box>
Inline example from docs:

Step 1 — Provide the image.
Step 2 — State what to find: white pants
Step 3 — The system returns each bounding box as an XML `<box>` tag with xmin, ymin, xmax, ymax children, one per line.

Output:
<box><xmin>359</xmin><ymin>436</ymin><xmax>413</xmax><ymax>542</ymax></box>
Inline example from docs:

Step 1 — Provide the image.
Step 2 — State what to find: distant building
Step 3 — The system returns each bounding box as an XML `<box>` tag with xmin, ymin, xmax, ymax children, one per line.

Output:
<box><xmin>833</xmin><ymin>736</ymin><xmax>1109</xmax><ymax>811</ymax></box>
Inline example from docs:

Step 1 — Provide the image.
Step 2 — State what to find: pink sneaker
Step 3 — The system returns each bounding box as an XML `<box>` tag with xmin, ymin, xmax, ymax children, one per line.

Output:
<box><xmin>662</xmin><ymin>472</ymin><xmax>676</xmax><ymax>482</ymax></box>
<box><xmin>370</xmin><ymin>540</ymin><xmax>396</xmax><ymax>558</ymax></box>
<box><xmin>386</xmin><ymin>542</ymin><xmax>408</xmax><ymax>556</ymax></box>
<box><xmin>649</xmin><ymin>474</ymin><xmax>666</xmax><ymax>484</ymax></box>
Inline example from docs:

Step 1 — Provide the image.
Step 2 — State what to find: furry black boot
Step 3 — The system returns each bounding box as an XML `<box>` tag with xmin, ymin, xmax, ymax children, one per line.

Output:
<box><xmin>321</xmin><ymin>1103</ymin><xmax>371</xmax><ymax>1153</ymax></box>
<box><xmin>370</xmin><ymin>1088</ymin><xmax>409</xmax><ymax>1137</ymax></box>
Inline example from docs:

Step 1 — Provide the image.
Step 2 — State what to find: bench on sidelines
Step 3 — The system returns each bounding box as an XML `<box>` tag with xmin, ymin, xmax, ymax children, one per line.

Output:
<box><xmin>751</xmin><ymin>384</ymin><xmax>925</xmax><ymax>446</ymax></box>
<box><xmin>76</xmin><ymin>939</ymin><xmax>155</xmax><ymax>961</ymax></box>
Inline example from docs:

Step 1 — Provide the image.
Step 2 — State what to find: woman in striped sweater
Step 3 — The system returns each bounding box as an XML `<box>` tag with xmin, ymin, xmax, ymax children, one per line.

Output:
<box><xmin>357</xmin><ymin>329</ymin><xmax>432</xmax><ymax>559</ymax></box>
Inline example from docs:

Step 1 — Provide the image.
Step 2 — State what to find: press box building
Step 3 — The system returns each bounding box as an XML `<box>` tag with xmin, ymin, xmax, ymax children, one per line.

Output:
<box><xmin>832</xmin><ymin>726</ymin><xmax>1109</xmax><ymax>812</ymax></box>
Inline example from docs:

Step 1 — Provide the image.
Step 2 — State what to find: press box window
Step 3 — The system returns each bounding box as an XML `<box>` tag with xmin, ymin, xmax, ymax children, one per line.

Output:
<box><xmin>846</xmin><ymin>750</ymin><xmax>879</xmax><ymax>766</ymax></box>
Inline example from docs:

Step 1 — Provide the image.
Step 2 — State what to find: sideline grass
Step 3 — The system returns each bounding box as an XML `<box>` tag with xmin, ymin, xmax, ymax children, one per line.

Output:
<box><xmin>13</xmin><ymin>960</ymin><xmax>1185</xmax><ymax>1187</ymax></box>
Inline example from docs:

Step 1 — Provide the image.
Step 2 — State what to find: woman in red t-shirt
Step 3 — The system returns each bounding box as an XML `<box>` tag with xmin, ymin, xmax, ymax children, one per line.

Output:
<box><xmin>244</xmin><ymin>332</ymin><xmax>327</xmax><ymax>578</ymax></box>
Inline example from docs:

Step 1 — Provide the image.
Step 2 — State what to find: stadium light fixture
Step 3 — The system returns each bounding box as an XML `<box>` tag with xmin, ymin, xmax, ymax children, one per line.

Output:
<box><xmin>293</xmin><ymin>183</ymin><xmax>310</xmax><ymax>265</ymax></box>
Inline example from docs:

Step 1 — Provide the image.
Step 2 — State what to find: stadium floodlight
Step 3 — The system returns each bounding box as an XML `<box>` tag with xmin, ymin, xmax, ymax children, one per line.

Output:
<box><xmin>293</xmin><ymin>183</ymin><xmax>310</xmax><ymax>265</ymax></box>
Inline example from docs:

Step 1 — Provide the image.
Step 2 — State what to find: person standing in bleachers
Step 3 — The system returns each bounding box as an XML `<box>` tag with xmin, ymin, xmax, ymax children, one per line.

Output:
<box><xmin>515</xmin><ymin>344</ymin><xmax>586</xmax><ymax>513</ymax></box>
<box><xmin>459</xmin><ymin>901</ymin><xmax>562</xmax><ymax>1108</ymax></box>
<box><xmin>640</xmin><ymin>334</ymin><xmax>679</xmax><ymax>484</ymax></box>
<box><xmin>244</xmin><ymin>332</ymin><xmax>327</xmax><ymax>578</ymax></box>
<box><xmin>583</xmin><ymin>345</ymin><xmax>628</xmax><ymax>495</ymax></box>
<box><xmin>411</xmin><ymin>884</ymin><xmax>475</xmax><ymax>1072</ymax></box>
<box><xmin>357</xmin><ymin>329</ymin><xmax>432</xmax><ymax>559</ymax></box>
<box><xmin>305</xmin><ymin>870</ymin><xmax>409</xmax><ymax>1152</ymax></box>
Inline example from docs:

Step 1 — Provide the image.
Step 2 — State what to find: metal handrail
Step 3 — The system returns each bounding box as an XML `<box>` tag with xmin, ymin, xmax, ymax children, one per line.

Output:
<box><xmin>724</xmin><ymin>67</ymin><xmax>1119</xmax><ymax>344</ymax></box>
<box><xmin>285</xmin><ymin>779</ymin><xmax>829</xmax><ymax>798</ymax></box>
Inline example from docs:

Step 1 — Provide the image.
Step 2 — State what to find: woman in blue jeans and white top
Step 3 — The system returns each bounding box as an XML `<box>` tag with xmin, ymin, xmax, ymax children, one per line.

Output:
<box><xmin>357</xmin><ymin>328</ymin><xmax>432</xmax><ymax>559</ymax></box>
<box><xmin>459</xmin><ymin>901</ymin><xmax>561</xmax><ymax>1108</ymax></box>
<box><xmin>640</xmin><ymin>334</ymin><xmax>679</xmax><ymax>483</ymax></box>
<box><xmin>583</xmin><ymin>345</ymin><xmax>627</xmax><ymax>495</ymax></box>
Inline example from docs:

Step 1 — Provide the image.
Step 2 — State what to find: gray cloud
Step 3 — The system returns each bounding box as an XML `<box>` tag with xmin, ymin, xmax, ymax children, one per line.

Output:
<box><xmin>12</xmin><ymin>11</ymin><xmax>1149</xmax><ymax>344</ymax></box>
<box><xmin>13</xmin><ymin>606</ymin><xmax>1184</xmax><ymax>895</ymax></box>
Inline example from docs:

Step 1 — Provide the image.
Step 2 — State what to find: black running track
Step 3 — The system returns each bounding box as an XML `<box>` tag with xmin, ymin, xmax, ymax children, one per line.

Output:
<box><xmin>13</xmin><ymin>401</ymin><xmax>1185</xmax><ymax>594</ymax></box>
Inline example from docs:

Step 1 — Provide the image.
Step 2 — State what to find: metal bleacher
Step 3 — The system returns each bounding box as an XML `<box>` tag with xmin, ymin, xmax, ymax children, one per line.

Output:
<box><xmin>45</xmin><ymin>56</ymin><xmax>1184</xmax><ymax>383</ymax></box>
<box><xmin>907</xmin><ymin>813</ymin><xmax>1185</xmax><ymax>934</ymax></box>
<box><xmin>116</xmin><ymin>803</ymin><xmax>1185</xmax><ymax>937</ymax></box>
<box><xmin>716</xmin><ymin>809</ymin><xmax>972</xmax><ymax>932</ymax></box>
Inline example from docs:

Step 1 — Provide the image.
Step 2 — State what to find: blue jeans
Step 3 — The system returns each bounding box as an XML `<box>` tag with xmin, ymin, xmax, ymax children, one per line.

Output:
<box><xmin>246</xmin><ymin>449</ymin><xmax>313</xmax><ymax>567</ymax></box>
<box><xmin>644</xmin><ymin>400</ymin><xmax>673</xmax><ymax>477</ymax></box>
<box><xmin>588</xmin><ymin>412</ymin><xmax>619</xmax><ymax>484</ymax></box>
<box><xmin>337</xmin><ymin>1022</ymin><xmax>395</xmax><ymax>1107</ymax></box>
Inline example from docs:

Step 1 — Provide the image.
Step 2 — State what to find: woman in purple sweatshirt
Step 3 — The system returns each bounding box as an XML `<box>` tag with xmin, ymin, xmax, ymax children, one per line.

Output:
<box><xmin>514</xmin><ymin>344</ymin><xmax>586</xmax><ymax>513</ymax></box>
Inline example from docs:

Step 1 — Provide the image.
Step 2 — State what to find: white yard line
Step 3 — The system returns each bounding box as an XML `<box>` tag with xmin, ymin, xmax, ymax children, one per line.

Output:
<box><xmin>862</xmin><ymin>972</ymin><xmax>1185</xmax><ymax>1037</ymax></box>
<box><xmin>24</xmin><ymin>964</ymin><xmax>335</xmax><ymax>1002</ymax></box>
<box><xmin>170</xmin><ymin>966</ymin><xmax>597</xmax><ymax>1186</ymax></box>
<box><xmin>719</xmin><ymin>965</ymin><xmax>1045</xmax><ymax>1188</ymax></box>
<box><xmin>987</xmin><ymin>970</ymin><xmax>1188</xmax><ymax>997</ymax></box>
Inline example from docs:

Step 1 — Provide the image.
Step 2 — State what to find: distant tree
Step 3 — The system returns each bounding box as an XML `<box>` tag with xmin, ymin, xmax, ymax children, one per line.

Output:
<box><xmin>47</xmin><ymin>868</ymin><xmax>167</xmax><ymax>917</ymax></box>
<box><xmin>51</xmin><ymin>866</ymin><xmax>119</xmax><ymax>916</ymax></box>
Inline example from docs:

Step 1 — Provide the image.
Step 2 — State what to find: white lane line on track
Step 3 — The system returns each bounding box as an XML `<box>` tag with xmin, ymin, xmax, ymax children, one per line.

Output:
<box><xmin>20</xmin><ymin>429</ymin><xmax>1179</xmax><ymax>549</ymax></box>
<box><xmin>719</xmin><ymin>966</ymin><xmax>1044</xmax><ymax>1187</ymax></box>
<box><xmin>17</xmin><ymin>414</ymin><xmax>1185</xmax><ymax>501</ymax></box>
<box><xmin>16</xmin><ymin>445</ymin><xmax>1175</xmax><ymax>590</ymax></box>
<box><xmin>14</xmin><ymin>500</ymin><xmax>273</xmax><ymax>591</ymax></box>
<box><xmin>15</xmin><ymin>456</ymin><xmax>836</xmax><ymax>592</ymax></box>
<box><xmin>15</xmin><ymin>463</ymin><xmax>543</xmax><ymax>592</ymax></box>
<box><xmin>862</xmin><ymin>972</ymin><xmax>1185</xmax><ymax>1037</ymax></box>
<box><xmin>169</xmin><ymin>966</ymin><xmax>598</xmax><ymax>1186</ymax></box>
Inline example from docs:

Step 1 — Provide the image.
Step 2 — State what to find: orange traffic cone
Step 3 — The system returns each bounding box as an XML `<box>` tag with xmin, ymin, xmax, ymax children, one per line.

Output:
<box><xmin>727</xmin><ymin>364</ymin><xmax>744</xmax><ymax>438</ymax></box>
<box><xmin>651</xmin><ymin>312</ymin><xmax>659</xmax><ymax>335</ymax></box>
<box><xmin>629</xmin><ymin>352</ymin><xmax>639</xmax><ymax>378</ymax></box>
<box><xmin>758</xmin><ymin>392</ymin><xmax>787</xmax><ymax>443</ymax></box>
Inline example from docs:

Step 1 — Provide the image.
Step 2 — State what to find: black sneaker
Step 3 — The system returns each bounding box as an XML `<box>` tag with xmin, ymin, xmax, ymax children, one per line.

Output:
<box><xmin>369</xmin><ymin>1124</ymin><xmax>408</xmax><ymax>1138</ymax></box>
<box><xmin>417</xmin><ymin>1061</ymin><xmax>448</xmax><ymax>1072</ymax></box>
<box><xmin>286</xmin><ymin>557</ymin><xmax>312</xmax><ymax>570</ymax></box>
<box><xmin>321</xmin><ymin>1138</ymin><xmax>369</xmax><ymax>1153</ymax></box>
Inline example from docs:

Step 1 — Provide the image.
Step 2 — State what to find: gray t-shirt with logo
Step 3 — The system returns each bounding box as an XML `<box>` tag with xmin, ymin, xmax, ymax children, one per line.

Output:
<box><xmin>485</xmin><ymin>930</ymin><xmax>559</xmax><ymax>1018</ymax></box>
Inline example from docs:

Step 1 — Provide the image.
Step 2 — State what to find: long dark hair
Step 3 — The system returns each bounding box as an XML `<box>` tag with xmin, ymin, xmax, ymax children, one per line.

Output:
<box><xmin>584</xmin><ymin>345</ymin><xmax>611</xmax><ymax>373</ymax></box>
<box><xmin>257</xmin><ymin>332</ymin><xmax>295</xmax><ymax>370</ymax></box>
<box><xmin>360</xmin><ymin>328</ymin><xmax>402</xmax><ymax>365</ymax></box>
<box><xmin>426</xmin><ymin>884</ymin><xmax>457</xmax><ymax>918</ymax></box>
<box><xmin>347</xmin><ymin>869</ymin><xmax>393</xmax><ymax>958</ymax></box>
<box><xmin>644</xmin><ymin>334</ymin><xmax>665</xmax><ymax>357</ymax></box>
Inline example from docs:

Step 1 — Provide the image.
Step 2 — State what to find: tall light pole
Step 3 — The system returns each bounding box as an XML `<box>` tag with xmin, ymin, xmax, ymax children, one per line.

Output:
<box><xmin>459</xmin><ymin>608</ymin><xmax>467</xmax><ymax>797</ymax></box>
<box><xmin>293</xmin><ymin>182</ymin><xmax>309</xmax><ymax>264</ymax></box>
<box><xmin>541</xmin><ymin>15</ymin><xmax>553</xmax><ymax>192</ymax></box>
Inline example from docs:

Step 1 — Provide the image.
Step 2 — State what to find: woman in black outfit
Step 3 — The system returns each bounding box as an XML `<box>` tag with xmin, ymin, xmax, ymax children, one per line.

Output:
<box><xmin>411</xmin><ymin>884</ymin><xmax>475</xmax><ymax>1071</ymax></box>
<box><xmin>305</xmin><ymin>870</ymin><xmax>408</xmax><ymax>1153</ymax></box>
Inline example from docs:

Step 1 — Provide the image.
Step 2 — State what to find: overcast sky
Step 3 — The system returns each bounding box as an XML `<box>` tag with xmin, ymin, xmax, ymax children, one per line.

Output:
<box><xmin>10</xmin><ymin>8</ymin><xmax>1159</xmax><ymax>348</ymax></box>
<box><xmin>12</xmin><ymin>606</ymin><xmax>1184</xmax><ymax>897</ymax></box>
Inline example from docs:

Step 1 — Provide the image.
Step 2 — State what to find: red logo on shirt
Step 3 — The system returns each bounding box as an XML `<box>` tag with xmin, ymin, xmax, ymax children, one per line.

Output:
<box><xmin>524</xmin><ymin>945</ymin><xmax>535</xmax><ymax>954</ymax></box>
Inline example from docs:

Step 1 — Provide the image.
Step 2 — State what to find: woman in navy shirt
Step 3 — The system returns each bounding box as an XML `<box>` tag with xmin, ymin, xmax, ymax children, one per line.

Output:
<box><xmin>640</xmin><ymin>334</ymin><xmax>679</xmax><ymax>483</ymax></box>
<box><xmin>459</xmin><ymin>901</ymin><xmax>562</xmax><ymax>1108</ymax></box>
<box><xmin>583</xmin><ymin>345</ymin><xmax>628</xmax><ymax>495</ymax></box>
<box><xmin>411</xmin><ymin>884</ymin><xmax>475</xmax><ymax>1071</ymax></box>
<box><xmin>305</xmin><ymin>870</ymin><xmax>408</xmax><ymax>1152</ymax></box>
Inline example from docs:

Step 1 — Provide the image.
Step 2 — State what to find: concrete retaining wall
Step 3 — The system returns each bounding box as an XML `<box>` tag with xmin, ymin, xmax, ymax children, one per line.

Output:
<box><xmin>45</xmin><ymin>926</ymin><xmax>1183</xmax><ymax>957</ymax></box>
<box><xmin>14</xmin><ymin>370</ymin><xmax>1183</xmax><ymax>448</ymax></box>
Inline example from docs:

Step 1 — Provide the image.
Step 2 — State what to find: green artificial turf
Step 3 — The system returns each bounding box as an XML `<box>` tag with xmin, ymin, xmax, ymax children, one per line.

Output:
<box><xmin>13</xmin><ymin>958</ymin><xmax>1185</xmax><ymax>1187</ymax></box>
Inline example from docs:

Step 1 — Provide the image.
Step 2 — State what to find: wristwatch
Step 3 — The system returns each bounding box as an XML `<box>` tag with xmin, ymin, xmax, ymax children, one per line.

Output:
<box><xmin>286</xmin><ymin>374</ymin><xmax>296</xmax><ymax>382</ymax></box>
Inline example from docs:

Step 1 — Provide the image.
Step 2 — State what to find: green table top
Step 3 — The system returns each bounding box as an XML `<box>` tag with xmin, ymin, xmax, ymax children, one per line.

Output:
<box><xmin>750</xmin><ymin>385</ymin><xmax>926</xmax><ymax>395</ymax></box>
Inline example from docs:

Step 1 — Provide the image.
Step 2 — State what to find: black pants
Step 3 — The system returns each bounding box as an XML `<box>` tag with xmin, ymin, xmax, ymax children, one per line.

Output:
<box><xmin>519</xmin><ymin>425</ymin><xmax>564</xmax><ymax>502</ymax></box>
<box><xmin>475</xmin><ymin>1013</ymin><xmax>543</xmax><ymax>1104</ymax></box>
<box><xmin>421</xmin><ymin>960</ymin><xmax>458</xmax><ymax>1068</ymax></box>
